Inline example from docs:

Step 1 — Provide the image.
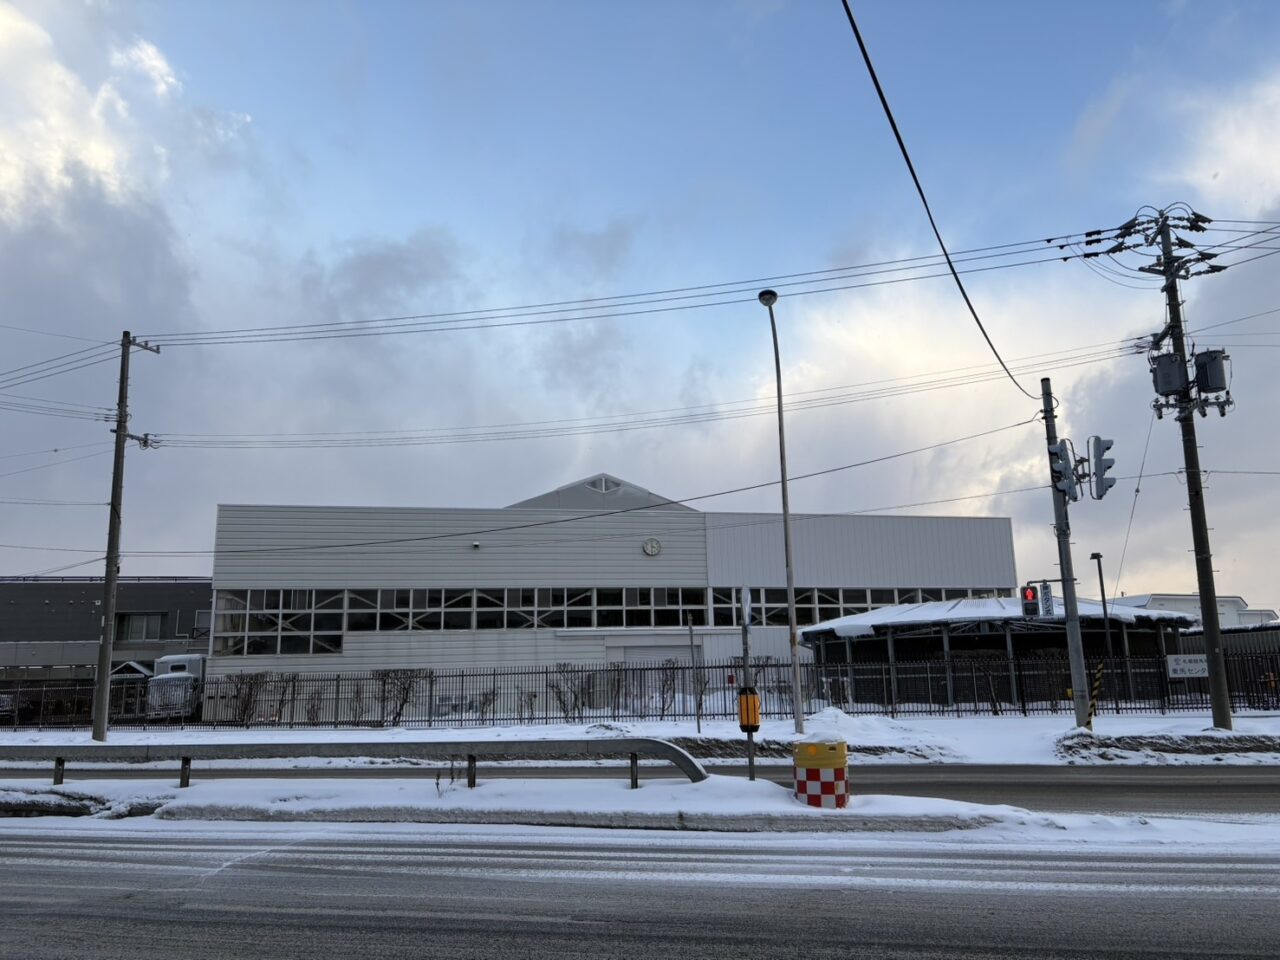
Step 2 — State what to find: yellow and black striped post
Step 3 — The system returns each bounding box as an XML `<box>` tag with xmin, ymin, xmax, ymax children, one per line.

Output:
<box><xmin>1086</xmin><ymin>661</ymin><xmax>1106</xmax><ymax>729</ymax></box>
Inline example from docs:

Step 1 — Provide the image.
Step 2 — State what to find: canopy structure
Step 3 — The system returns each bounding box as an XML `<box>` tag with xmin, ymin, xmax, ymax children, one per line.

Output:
<box><xmin>801</xmin><ymin>597</ymin><xmax>1195</xmax><ymax>641</ymax></box>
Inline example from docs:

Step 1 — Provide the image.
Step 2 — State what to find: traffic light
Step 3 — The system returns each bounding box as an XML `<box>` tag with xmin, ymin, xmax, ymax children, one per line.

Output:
<box><xmin>1090</xmin><ymin>436</ymin><xmax>1116</xmax><ymax>500</ymax></box>
<box><xmin>1048</xmin><ymin>440</ymin><xmax>1079</xmax><ymax>501</ymax></box>
<box><xmin>1021</xmin><ymin>584</ymin><xmax>1039</xmax><ymax>617</ymax></box>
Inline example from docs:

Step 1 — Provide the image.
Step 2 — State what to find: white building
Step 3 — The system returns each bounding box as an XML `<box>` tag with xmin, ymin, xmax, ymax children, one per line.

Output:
<box><xmin>206</xmin><ymin>473</ymin><xmax>1018</xmax><ymax>678</ymax></box>
<box><xmin>1112</xmin><ymin>593</ymin><xmax>1278</xmax><ymax>628</ymax></box>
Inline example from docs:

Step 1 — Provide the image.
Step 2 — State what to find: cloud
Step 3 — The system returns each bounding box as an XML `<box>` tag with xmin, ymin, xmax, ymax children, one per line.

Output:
<box><xmin>110</xmin><ymin>39</ymin><xmax>180</xmax><ymax>99</ymax></box>
<box><xmin>1175</xmin><ymin>69</ymin><xmax>1280</xmax><ymax>214</ymax></box>
<box><xmin>0</xmin><ymin>3</ymin><xmax>129</xmax><ymax>213</ymax></box>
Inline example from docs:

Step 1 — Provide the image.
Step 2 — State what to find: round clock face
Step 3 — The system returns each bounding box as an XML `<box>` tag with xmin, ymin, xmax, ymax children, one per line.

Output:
<box><xmin>641</xmin><ymin>537</ymin><xmax>662</xmax><ymax>557</ymax></box>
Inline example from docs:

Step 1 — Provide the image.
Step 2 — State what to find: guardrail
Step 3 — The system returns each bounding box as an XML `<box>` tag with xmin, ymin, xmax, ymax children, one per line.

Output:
<box><xmin>0</xmin><ymin>737</ymin><xmax>710</xmax><ymax>790</ymax></box>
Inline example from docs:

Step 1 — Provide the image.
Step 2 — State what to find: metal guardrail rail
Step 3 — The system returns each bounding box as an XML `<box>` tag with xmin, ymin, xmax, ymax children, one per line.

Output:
<box><xmin>0</xmin><ymin>737</ymin><xmax>710</xmax><ymax>790</ymax></box>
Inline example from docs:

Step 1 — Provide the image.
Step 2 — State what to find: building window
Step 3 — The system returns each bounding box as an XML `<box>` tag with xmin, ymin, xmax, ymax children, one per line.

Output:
<box><xmin>117</xmin><ymin>613</ymin><xmax>163</xmax><ymax>642</ymax></box>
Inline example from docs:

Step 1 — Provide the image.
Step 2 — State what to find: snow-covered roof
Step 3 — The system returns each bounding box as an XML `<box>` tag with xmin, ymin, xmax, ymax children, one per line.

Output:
<box><xmin>800</xmin><ymin>597</ymin><xmax>1195</xmax><ymax>640</ymax></box>
<box><xmin>1112</xmin><ymin>593</ymin><xmax>1249</xmax><ymax>608</ymax></box>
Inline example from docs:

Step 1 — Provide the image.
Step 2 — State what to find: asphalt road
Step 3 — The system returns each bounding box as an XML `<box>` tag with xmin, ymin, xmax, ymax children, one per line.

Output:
<box><xmin>6</xmin><ymin>763</ymin><xmax>1279</xmax><ymax>815</ymax></box>
<box><xmin>0</xmin><ymin>826</ymin><xmax>1276</xmax><ymax>959</ymax></box>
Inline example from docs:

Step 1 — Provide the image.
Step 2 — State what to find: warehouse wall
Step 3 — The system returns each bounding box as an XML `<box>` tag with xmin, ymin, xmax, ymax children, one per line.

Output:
<box><xmin>213</xmin><ymin>505</ymin><xmax>707</xmax><ymax>588</ymax></box>
<box><xmin>705</xmin><ymin>513</ymin><xmax>1016</xmax><ymax>589</ymax></box>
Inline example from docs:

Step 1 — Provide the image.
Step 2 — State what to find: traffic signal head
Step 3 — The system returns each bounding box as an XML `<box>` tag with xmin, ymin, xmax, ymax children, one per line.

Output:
<box><xmin>1090</xmin><ymin>436</ymin><xmax>1116</xmax><ymax>500</ymax></box>
<box><xmin>1049</xmin><ymin>441</ymin><xmax>1079</xmax><ymax>501</ymax></box>
<box><xmin>1021</xmin><ymin>584</ymin><xmax>1039</xmax><ymax>617</ymax></box>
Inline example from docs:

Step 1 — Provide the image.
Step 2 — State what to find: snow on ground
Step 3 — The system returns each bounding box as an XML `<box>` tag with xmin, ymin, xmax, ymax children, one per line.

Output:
<box><xmin>1</xmin><ymin>773</ymin><xmax>1277</xmax><ymax>848</ymax></box>
<box><xmin>3</xmin><ymin>710</ymin><xmax>1278</xmax><ymax>765</ymax></box>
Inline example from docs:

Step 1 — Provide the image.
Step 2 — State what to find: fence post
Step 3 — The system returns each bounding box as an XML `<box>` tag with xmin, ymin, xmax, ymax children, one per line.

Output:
<box><xmin>466</xmin><ymin>754</ymin><xmax>477</xmax><ymax>788</ymax></box>
<box><xmin>333</xmin><ymin>676</ymin><xmax>341</xmax><ymax>728</ymax></box>
<box><xmin>179</xmin><ymin>757</ymin><xmax>191</xmax><ymax>788</ymax></box>
<box><xmin>53</xmin><ymin>757</ymin><xmax>64</xmax><ymax>785</ymax></box>
<box><xmin>11</xmin><ymin>680</ymin><xmax>20</xmax><ymax>732</ymax></box>
<box><xmin>630</xmin><ymin>752</ymin><xmax>639</xmax><ymax>789</ymax></box>
<box><xmin>1016</xmin><ymin>660</ymin><xmax>1028</xmax><ymax>716</ymax></box>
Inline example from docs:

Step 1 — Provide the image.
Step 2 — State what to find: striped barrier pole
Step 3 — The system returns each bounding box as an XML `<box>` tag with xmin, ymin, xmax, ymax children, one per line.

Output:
<box><xmin>1087</xmin><ymin>661</ymin><xmax>1106</xmax><ymax>729</ymax></box>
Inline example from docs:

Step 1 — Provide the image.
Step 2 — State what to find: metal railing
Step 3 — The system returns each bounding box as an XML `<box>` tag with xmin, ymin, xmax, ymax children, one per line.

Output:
<box><xmin>0</xmin><ymin>737</ymin><xmax>710</xmax><ymax>788</ymax></box>
<box><xmin>2</xmin><ymin>654</ymin><xmax>1277</xmax><ymax>731</ymax></box>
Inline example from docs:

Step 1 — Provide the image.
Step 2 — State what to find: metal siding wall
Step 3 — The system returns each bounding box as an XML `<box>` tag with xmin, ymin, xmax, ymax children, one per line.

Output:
<box><xmin>213</xmin><ymin>505</ymin><xmax>708</xmax><ymax>588</ymax></box>
<box><xmin>205</xmin><ymin>629</ymin><xmax>607</xmax><ymax>675</ymax></box>
<box><xmin>705</xmin><ymin>513</ymin><xmax>1016</xmax><ymax>588</ymax></box>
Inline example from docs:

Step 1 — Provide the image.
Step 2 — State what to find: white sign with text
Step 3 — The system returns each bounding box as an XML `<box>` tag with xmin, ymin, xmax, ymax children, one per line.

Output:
<box><xmin>1166</xmin><ymin>654</ymin><xmax>1209</xmax><ymax>679</ymax></box>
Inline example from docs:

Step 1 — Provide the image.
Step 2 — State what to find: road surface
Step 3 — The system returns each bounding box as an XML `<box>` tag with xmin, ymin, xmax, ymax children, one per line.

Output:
<box><xmin>5</xmin><ymin>763</ymin><xmax>1278</xmax><ymax>815</ymax></box>
<box><xmin>0</xmin><ymin>826</ymin><xmax>1276</xmax><ymax>959</ymax></box>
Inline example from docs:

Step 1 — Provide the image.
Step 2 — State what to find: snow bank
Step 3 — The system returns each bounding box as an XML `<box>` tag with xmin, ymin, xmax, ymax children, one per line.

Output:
<box><xmin>4</xmin><ymin>711</ymin><xmax>1278</xmax><ymax>766</ymax></box>
<box><xmin>3</xmin><ymin>774</ymin><xmax>1276</xmax><ymax>848</ymax></box>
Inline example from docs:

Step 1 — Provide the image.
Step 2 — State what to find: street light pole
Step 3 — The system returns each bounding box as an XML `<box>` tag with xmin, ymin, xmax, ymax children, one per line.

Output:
<box><xmin>758</xmin><ymin>289</ymin><xmax>804</xmax><ymax>735</ymax></box>
<box><xmin>1090</xmin><ymin>552</ymin><xmax>1113</xmax><ymax>659</ymax></box>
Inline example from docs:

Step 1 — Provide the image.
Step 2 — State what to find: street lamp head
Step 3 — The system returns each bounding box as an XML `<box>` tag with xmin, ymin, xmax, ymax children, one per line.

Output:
<box><xmin>1090</xmin><ymin>552</ymin><xmax>1102</xmax><ymax>561</ymax></box>
<box><xmin>757</xmin><ymin>289</ymin><xmax>778</xmax><ymax>307</ymax></box>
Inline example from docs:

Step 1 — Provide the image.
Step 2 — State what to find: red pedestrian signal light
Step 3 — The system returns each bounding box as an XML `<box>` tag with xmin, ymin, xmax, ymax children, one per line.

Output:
<box><xmin>1021</xmin><ymin>585</ymin><xmax>1040</xmax><ymax>617</ymax></box>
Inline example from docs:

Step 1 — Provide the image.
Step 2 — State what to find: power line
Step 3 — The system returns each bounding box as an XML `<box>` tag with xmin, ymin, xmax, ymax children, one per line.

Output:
<box><xmin>0</xmin><ymin>417</ymin><xmax>1040</xmax><ymax>561</ymax></box>
<box><xmin>0</xmin><ymin>441</ymin><xmax>114</xmax><ymax>462</ymax></box>
<box><xmin>137</xmin><ymin>230</ymin><xmax>1105</xmax><ymax>344</ymax></box>
<box><xmin>837</xmin><ymin>0</ymin><xmax>1035</xmax><ymax>401</ymax></box>
<box><xmin>0</xmin><ymin>392</ymin><xmax>114</xmax><ymax>422</ymax></box>
<box><xmin>150</xmin><ymin>342</ymin><xmax>1135</xmax><ymax>450</ymax></box>
<box><xmin>0</xmin><ymin>323</ymin><xmax>115</xmax><ymax>345</ymax></box>
<box><xmin>0</xmin><ymin>343</ymin><xmax>115</xmax><ymax>381</ymax></box>
<box><xmin>1112</xmin><ymin>411</ymin><xmax>1157</xmax><ymax>598</ymax></box>
<box><xmin>0</xmin><ymin>498</ymin><xmax>105</xmax><ymax>506</ymax></box>
<box><xmin>0</xmin><ymin>450</ymin><xmax>113</xmax><ymax>481</ymax></box>
<box><xmin>144</xmin><ymin>248</ymin><xmax>1115</xmax><ymax>348</ymax></box>
<box><xmin>0</xmin><ymin>352</ymin><xmax>121</xmax><ymax>392</ymax></box>
<box><xmin>10</xmin><ymin>556</ymin><xmax>107</xmax><ymax>577</ymax></box>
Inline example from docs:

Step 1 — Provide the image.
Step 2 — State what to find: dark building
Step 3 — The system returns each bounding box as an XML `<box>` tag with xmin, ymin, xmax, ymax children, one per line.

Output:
<box><xmin>0</xmin><ymin>577</ymin><xmax>211</xmax><ymax>679</ymax></box>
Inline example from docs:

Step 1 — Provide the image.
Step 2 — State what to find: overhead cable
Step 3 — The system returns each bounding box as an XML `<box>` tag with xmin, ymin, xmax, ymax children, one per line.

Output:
<box><xmin>837</xmin><ymin>0</ymin><xmax>1036</xmax><ymax>400</ymax></box>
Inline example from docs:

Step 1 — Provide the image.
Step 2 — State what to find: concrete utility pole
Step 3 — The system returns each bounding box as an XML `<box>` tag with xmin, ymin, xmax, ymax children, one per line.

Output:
<box><xmin>91</xmin><ymin>331</ymin><xmax>159</xmax><ymax>743</ymax></box>
<box><xmin>1040</xmin><ymin>378</ymin><xmax>1092</xmax><ymax>730</ymax></box>
<box><xmin>1155</xmin><ymin>216</ymin><xmax>1233</xmax><ymax>730</ymax></box>
<box><xmin>757</xmin><ymin>290</ymin><xmax>804</xmax><ymax>735</ymax></box>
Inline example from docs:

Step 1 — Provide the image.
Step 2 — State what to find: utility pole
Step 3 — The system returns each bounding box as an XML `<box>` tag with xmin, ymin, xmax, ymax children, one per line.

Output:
<box><xmin>91</xmin><ymin>331</ymin><xmax>159</xmax><ymax>743</ymax></box>
<box><xmin>1154</xmin><ymin>216</ymin><xmax>1233</xmax><ymax>730</ymax></box>
<box><xmin>1040</xmin><ymin>378</ymin><xmax>1091</xmax><ymax>729</ymax></box>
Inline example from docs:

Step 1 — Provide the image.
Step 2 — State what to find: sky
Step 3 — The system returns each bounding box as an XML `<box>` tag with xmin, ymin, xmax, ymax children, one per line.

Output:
<box><xmin>1</xmin><ymin>0</ymin><xmax>1279</xmax><ymax>614</ymax></box>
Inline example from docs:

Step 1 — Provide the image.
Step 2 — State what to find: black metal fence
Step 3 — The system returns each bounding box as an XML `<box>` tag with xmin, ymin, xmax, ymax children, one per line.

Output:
<box><xmin>2</xmin><ymin>655</ymin><xmax>1278</xmax><ymax>731</ymax></box>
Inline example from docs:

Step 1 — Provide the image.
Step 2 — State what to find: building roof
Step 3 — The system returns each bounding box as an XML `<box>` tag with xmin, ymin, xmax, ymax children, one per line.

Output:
<box><xmin>800</xmin><ymin>597</ymin><xmax>1195</xmax><ymax>640</ymax></box>
<box><xmin>506</xmin><ymin>473</ymin><xmax>694</xmax><ymax>512</ymax></box>
<box><xmin>1111</xmin><ymin>593</ymin><xmax>1249</xmax><ymax>607</ymax></box>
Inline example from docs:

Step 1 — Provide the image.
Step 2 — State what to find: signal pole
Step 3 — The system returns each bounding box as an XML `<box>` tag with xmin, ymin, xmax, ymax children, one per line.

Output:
<box><xmin>1154</xmin><ymin>216</ymin><xmax>1233</xmax><ymax>729</ymax></box>
<box><xmin>91</xmin><ymin>331</ymin><xmax>159</xmax><ymax>743</ymax></box>
<box><xmin>1040</xmin><ymin>378</ymin><xmax>1091</xmax><ymax>729</ymax></box>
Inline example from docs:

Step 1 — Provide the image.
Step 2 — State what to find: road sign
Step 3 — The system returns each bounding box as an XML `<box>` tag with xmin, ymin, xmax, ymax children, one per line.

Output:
<box><xmin>1039</xmin><ymin>581</ymin><xmax>1055</xmax><ymax>618</ymax></box>
<box><xmin>1167</xmin><ymin>654</ymin><xmax>1209</xmax><ymax>679</ymax></box>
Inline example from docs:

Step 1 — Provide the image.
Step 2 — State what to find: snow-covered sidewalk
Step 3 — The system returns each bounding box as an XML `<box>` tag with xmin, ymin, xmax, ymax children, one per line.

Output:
<box><xmin>3</xmin><ymin>709</ymin><xmax>1279</xmax><ymax>765</ymax></box>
